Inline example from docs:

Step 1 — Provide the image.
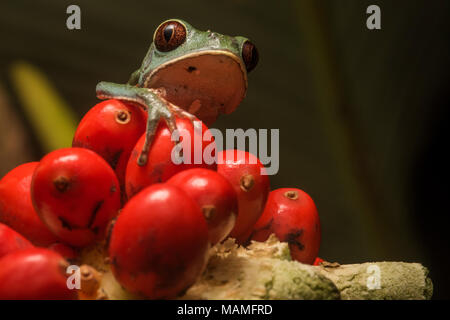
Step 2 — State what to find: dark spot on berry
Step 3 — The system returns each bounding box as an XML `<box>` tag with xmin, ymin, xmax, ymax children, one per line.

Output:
<box><xmin>285</xmin><ymin>229</ymin><xmax>305</xmax><ymax>251</ymax></box>
<box><xmin>54</xmin><ymin>176</ymin><xmax>70</xmax><ymax>193</ymax></box>
<box><xmin>109</xmin><ymin>150</ymin><xmax>123</xmax><ymax>170</ymax></box>
<box><xmin>110</xmin><ymin>184</ymin><xmax>117</xmax><ymax>194</ymax></box>
<box><xmin>105</xmin><ymin>218</ymin><xmax>117</xmax><ymax>248</ymax></box>
<box><xmin>88</xmin><ymin>200</ymin><xmax>104</xmax><ymax>228</ymax></box>
<box><xmin>59</xmin><ymin>216</ymin><xmax>73</xmax><ymax>231</ymax></box>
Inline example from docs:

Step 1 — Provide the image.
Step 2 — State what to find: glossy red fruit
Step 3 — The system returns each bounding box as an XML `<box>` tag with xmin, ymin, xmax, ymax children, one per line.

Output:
<box><xmin>72</xmin><ymin>99</ymin><xmax>146</xmax><ymax>190</ymax></box>
<box><xmin>0</xmin><ymin>162</ymin><xmax>58</xmax><ymax>246</ymax></box>
<box><xmin>0</xmin><ymin>248</ymin><xmax>76</xmax><ymax>300</ymax></box>
<box><xmin>31</xmin><ymin>148</ymin><xmax>121</xmax><ymax>247</ymax></box>
<box><xmin>48</xmin><ymin>243</ymin><xmax>77</xmax><ymax>261</ymax></box>
<box><xmin>109</xmin><ymin>184</ymin><xmax>210</xmax><ymax>299</ymax></box>
<box><xmin>250</xmin><ymin>188</ymin><xmax>321</xmax><ymax>264</ymax></box>
<box><xmin>313</xmin><ymin>257</ymin><xmax>324</xmax><ymax>266</ymax></box>
<box><xmin>0</xmin><ymin>223</ymin><xmax>34</xmax><ymax>259</ymax></box>
<box><xmin>125</xmin><ymin>117</ymin><xmax>216</xmax><ymax>199</ymax></box>
<box><xmin>217</xmin><ymin>150</ymin><xmax>270</xmax><ymax>243</ymax></box>
<box><xmin>167</xmin><ymin>168</ymin><xmax>238</xmax><ymax>245</ymax></box>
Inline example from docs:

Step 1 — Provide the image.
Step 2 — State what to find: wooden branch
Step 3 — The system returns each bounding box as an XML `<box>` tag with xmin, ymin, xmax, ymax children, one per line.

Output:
<box><xmin>79</xmin><ymin>235</ymin><xmax>432</xmax><ymax>300</ymax></box>
<box><xmin>317</xmin><ymin>261</ymin><xmax>432</xmax><ymax>300</ymax></box>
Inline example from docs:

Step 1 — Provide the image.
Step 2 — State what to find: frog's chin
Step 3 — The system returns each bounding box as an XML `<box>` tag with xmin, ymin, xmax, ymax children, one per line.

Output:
<box><xmin>145</xmin><ymin>50</ymin><xmax>248</xmax><ymax>125</ymax></box>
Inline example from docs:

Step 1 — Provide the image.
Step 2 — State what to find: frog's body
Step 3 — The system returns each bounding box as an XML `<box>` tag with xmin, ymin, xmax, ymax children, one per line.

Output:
<box><xmin>96</xmin><ymin>19</ymin><xmax>258</xmax><ymax>165</ymax></box>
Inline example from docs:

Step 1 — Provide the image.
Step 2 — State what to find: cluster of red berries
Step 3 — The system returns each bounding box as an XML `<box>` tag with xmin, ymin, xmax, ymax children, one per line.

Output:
<box><xmin>0</xmin><ymin>99</ymin><xmax>321</xmax><ymax>299</ymax></box>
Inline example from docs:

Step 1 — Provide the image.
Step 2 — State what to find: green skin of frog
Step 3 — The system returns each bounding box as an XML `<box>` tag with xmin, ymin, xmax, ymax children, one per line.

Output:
<box><xmin>96</xmin><ymin>19</ymin><xmax>259</xmax><ymax>166</ymax></box>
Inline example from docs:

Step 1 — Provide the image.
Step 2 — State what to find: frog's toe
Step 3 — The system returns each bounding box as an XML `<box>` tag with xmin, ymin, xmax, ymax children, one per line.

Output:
<box><xmin>167</xmin><ymin>103</ymin><xmax>198</xmax><ymax>122</ymax></box>
<box><xmin>137</xmin><ymin>108</ymin><xmax>161</xmax><ymax>166</ymax></box>
<box><xmin>162</xmin><ymin>113</ymin><xmax>177</xmax><ymax>133</ymax></box>
<box><xmin>137</xmin><ymin>153</ymin><xmax>148</xmax><ymax>166</ymax></box>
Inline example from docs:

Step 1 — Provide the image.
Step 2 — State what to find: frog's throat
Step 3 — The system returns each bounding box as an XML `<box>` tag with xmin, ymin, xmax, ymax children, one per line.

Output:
<box><xmin>143</xmin><ymin>50</ymin><xmax>248</xmax><ymax>123</ymax></box>
<box><xmin>144</xmin><ymin>50</ymin><xmax>248</xmax><ymax>88</ymax></box>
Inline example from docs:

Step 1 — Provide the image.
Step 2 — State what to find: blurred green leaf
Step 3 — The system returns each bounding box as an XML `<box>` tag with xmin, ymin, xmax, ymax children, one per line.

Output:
<box><xmin>9</xmin><ymin>61</ymin><xmax>78</xmax><ymax>152</ymax></box>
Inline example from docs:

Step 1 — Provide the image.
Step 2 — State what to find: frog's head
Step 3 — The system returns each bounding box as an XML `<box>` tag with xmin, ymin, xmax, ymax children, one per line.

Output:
<box><xmin>137</xmin><ymin>19</ymin><xmax>258</xmax><ymax>124</ymax></box>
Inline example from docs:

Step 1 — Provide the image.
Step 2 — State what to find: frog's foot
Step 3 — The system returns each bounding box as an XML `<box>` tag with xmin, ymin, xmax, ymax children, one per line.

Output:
<box><xmin>96</xmin><ymin>81</ymin><xmax>180</xmax><ymax>166</ymax></box>
<box><xmin>153</xmin><ymin>87</ymin><xmax>197</xmax><ymax>121</ymax></box>
<box><xmin>137</xmin><ymin>105</ymin><xmax>179</xmax><ymax>166</ymax></box>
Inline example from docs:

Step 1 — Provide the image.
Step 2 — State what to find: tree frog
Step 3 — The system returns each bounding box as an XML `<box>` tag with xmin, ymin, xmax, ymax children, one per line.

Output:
<box><xmin>96</xmin><ymin>19</ymin><xmax>258</xmax><ymax>165</ymax></box>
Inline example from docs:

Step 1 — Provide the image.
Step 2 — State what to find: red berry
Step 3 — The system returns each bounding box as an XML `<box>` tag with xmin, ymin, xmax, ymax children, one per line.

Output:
<box><xmin>0</xmin><ymin>248</ymin><xmax>76</xmax><ymax>300</ymax></box>
<box><xmin>313</xmin><ymin>257</ymin><xmax>324</xmax><ymax>266</ymax></box>
<box><xmin>125</xmin><ymin>117</ymin><xmax>216</xmax><ymax>199</ymax></box>
<box><xmin>31</xmin><ymin>148</ymin><xmax>121</xmax><ymax>247</ymax></box>
<box><xmin>72</xmin><ymin>99</ymin><xmax>146</xmax><ymax>191</ymax></box>
<box><xmin>48</xmin><ymin>243</ymin><xmax>77</xmax><ymax>261</ymax></box>
<box><xmin>0</xmin><ymin>223</ymin><xmax>34</xmax><ymax>259</ymax></box>
<box><xmin>0</xmin><ymin>162</ymin><xmax>58</xmax><ymax>246</ymax></box>
<box><xmin>167</xmin><ymin>168</ymin><xmax>238</xmax><ymax>245</ymax></box>
<box><xmin>251</xmin><ymin>188</ymin><xmax>321</xmax><ymax>264</ymax></box>
<box><xmin>108</xmin><ymin>184</ymin><xmax>210</xmax><ymax>299</ymax></box>
<box><xmin>217</xmin><ymin>150</ymin><xmax>270</xmax><ymax>243</ymax></box>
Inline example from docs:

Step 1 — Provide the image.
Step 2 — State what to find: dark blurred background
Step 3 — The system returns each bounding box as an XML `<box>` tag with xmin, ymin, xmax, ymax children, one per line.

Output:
<box><xmin>0</xmin><ymin>0</ymin><xmax>449</xmax><ymax>298</ymax></box>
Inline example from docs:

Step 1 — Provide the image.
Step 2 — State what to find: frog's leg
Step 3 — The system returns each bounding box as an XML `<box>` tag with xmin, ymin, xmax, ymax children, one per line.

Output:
<box><xmin>96</xmin><ymin>81</ymin><xmax>178</xmax><ymax>166</ymax></box>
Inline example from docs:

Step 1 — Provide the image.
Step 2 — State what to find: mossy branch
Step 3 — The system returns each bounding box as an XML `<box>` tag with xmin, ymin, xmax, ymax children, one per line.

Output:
<box><xmin>79</xmin><ymin>235</ymin><xmax>432</xmax><ymax>300</ymax></box>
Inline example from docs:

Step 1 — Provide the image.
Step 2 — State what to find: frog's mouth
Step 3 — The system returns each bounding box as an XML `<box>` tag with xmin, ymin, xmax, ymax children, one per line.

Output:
<box><xmin>145</xmin><ymin>50</ymin><xmax>248</xmax><ymax>125</ymax></box>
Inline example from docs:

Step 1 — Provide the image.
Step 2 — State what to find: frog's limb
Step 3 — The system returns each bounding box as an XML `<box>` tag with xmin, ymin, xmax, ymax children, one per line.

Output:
<box><xmin>96</xmin><ymin>81</ymin><xmax>178</xmax><ymax>166</ymax></box>
<box><xmin>127</xmin><ymin>70</ymin><xmax>140</xmax><ymax>86</ymax></box>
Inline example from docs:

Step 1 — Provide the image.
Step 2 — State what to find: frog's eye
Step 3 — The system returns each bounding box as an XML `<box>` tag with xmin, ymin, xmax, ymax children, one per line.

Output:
<box><xmin>154</xmin><ymin>21</ymin><xmax>187</xmax><ymax>52</ymax></box>
<box><xmin>242</xmin><ymin>40</ymin><xmax>259</xmax><ymax>73</ymax></box>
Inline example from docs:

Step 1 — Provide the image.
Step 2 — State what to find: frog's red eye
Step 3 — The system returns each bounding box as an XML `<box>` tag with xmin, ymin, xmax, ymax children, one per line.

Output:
<box><xmin>154</xmin><ymin>21</ymin><xmax>187</xmax><ymax>52</ymax></box>
<box><xmin>242</xmin><ymin>40</ymin><xmax>259</xmax><ymax>73</ymax></box>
